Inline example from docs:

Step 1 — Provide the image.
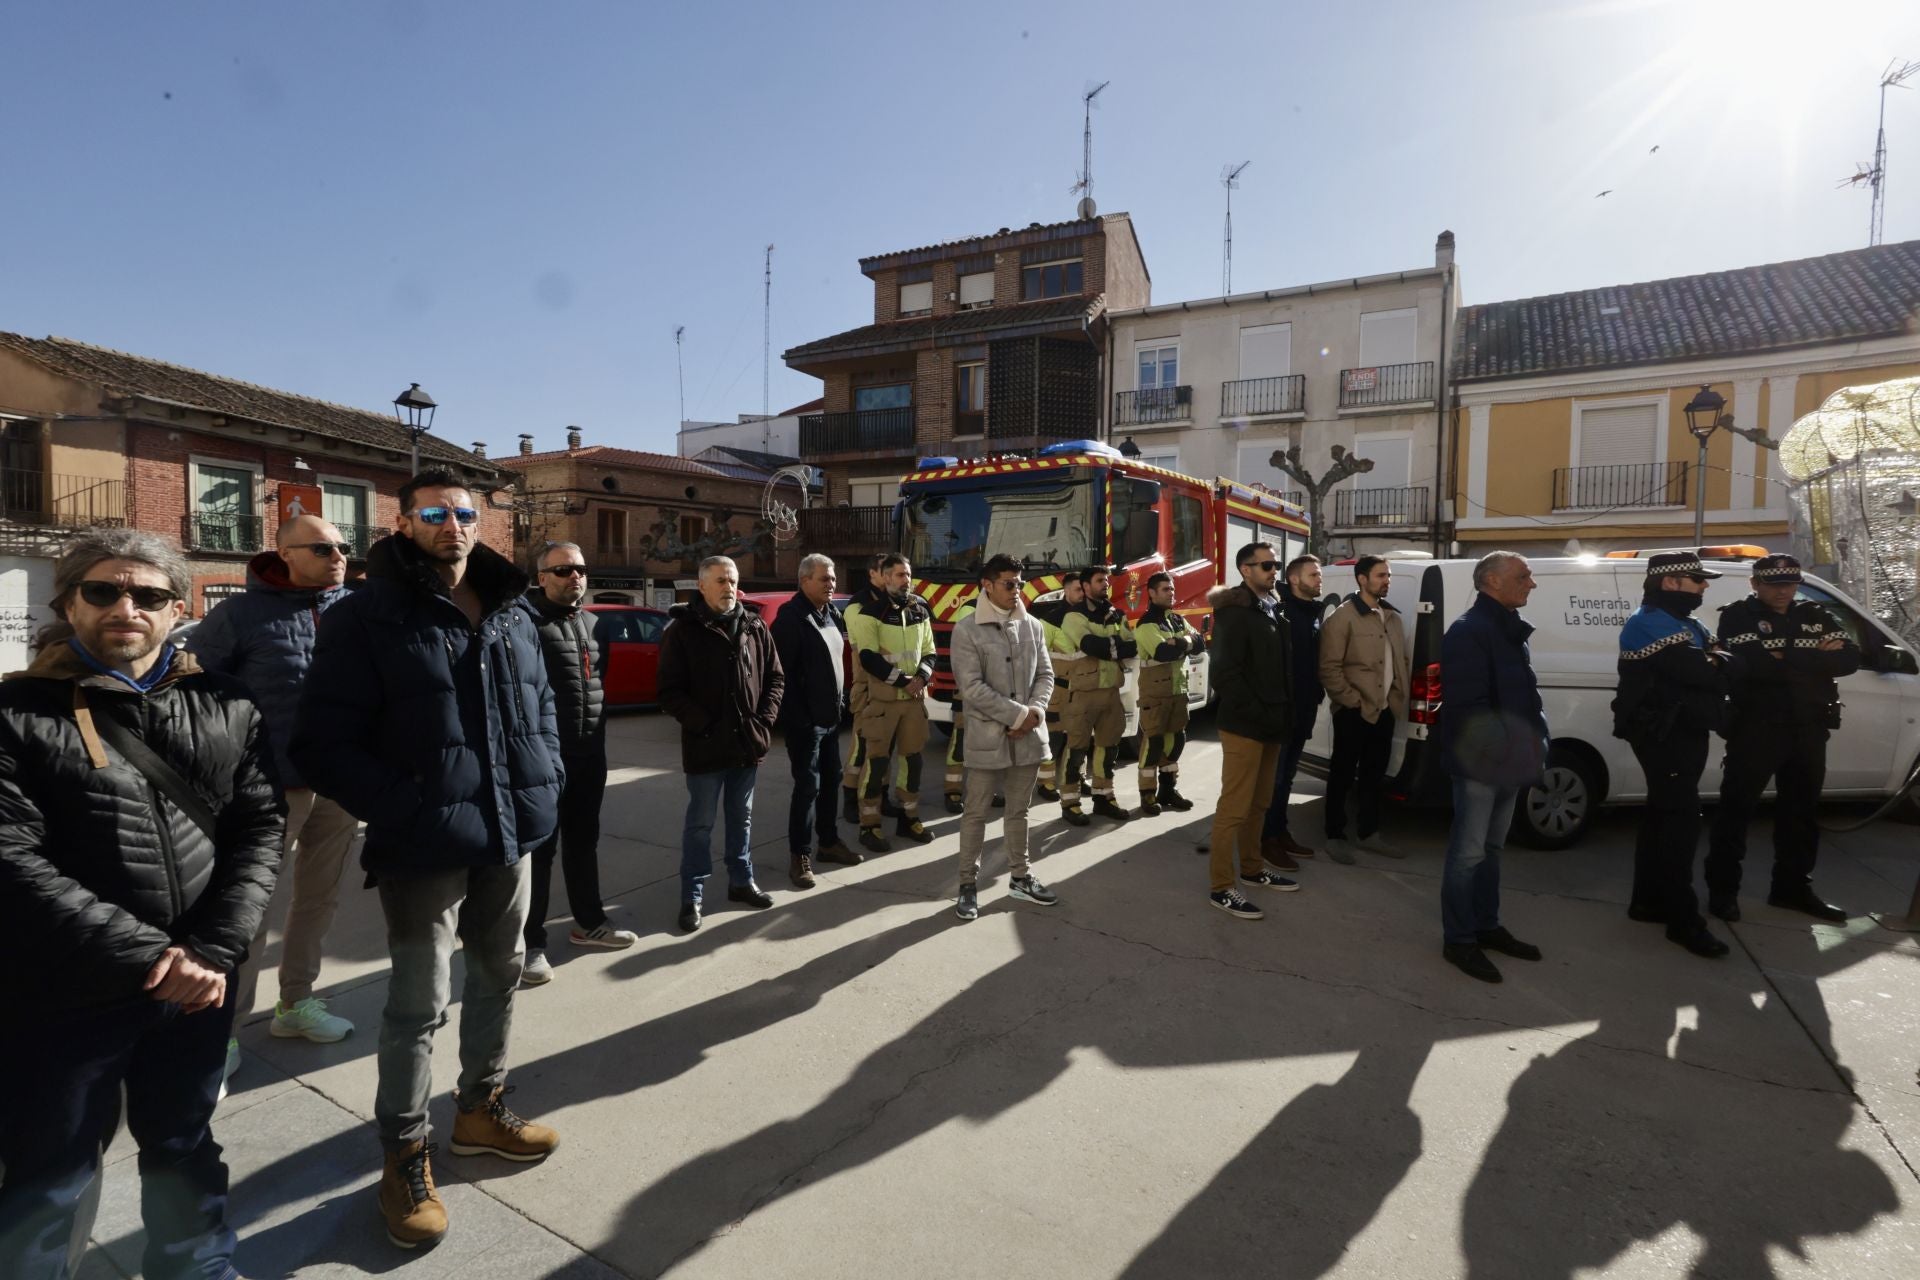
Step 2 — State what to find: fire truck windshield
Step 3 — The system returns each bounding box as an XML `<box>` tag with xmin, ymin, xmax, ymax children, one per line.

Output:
<box><xmin>899</xmin><ymin>480</ymin><xmax>1095</xmax><ymax>579</ymax></box>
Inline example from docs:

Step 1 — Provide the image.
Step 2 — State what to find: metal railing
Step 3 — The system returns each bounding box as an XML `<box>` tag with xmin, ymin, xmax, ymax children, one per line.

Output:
<box><xmin>1220</xmin><ymin>374</ymin><xmax>1306</xmax><ymax>418</ymax></box>
<box><xmin>186</xmin><ymin>511</ymin><xmax>265</xmax><ymax>554</ymax></box>
<box><xmin>1333</xmin><ymin>486</ymin><xmax>1431</xmax><ymax>528</ymax></box>
<box><xmin>799</xmin><ymin>408</ymin><xmax>915</xmax><ymax>455</ymax></box>
<box><xmin>0</xmin><ymin>472</ymin><xmax>126</xmax><ymax>527</ymax></box>
<box><xmin>798</xmin><ymin>505</ymin><xmax>893</xmax><ymax>550</ymax></box>
<box><xmin>337</xmin><ymin>523</ymin><xmax>382</xmax><ymax>558</ymax></box>
<box><xmin>1337</xmin><ymin>361</ymin><xmax>1436</xmax><ymax>409</ymax></box>
<box><xmin>1114</xmin><ymin>386</ymin><xmax>1193</xmax><ymax>425</ymax></box>
<box><xmin>1552</xmin><ymin>460</ymin><xmax>1689</xmax><ymax>511</ymax></box>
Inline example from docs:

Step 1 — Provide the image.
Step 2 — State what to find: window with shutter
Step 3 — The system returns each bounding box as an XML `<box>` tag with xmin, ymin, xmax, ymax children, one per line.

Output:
<box><xmin>899</xmin><ymin>281</ymin><xmax>933</xmax><ymax>316</ymax></box>
<box><xmin>1238</xmin><ymin>323</ymin><xmax>1291</xmax><ymax>379</ymax></box>
<box><xmin>1576</xmin><ymin>402</ymin><xmax>1660</xmax><ymax>468</ymax></box>
<box><xmin>958</xmin><ymin>272</ymin><xmax>994</xmax><ymax>309</ymax></box>
<box><xmin>1359</xmin><ymin>309</ymin><xmax>1418</xmax><ymax>366</ymax></box>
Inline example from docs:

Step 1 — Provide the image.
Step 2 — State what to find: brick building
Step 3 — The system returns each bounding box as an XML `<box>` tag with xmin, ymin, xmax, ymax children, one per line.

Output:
<box><xmin>0</xmin><ymin>333</ymin><xmax>508</xmax><ymax>664</ymax></box>
<box><xmin>783</xmin><ymin>213</ymin><xmax>1150</xmax><ymax>564</ymax></box>
<box><xmin>498</xmin><ymin>428</ymin><xmax>797</xmax><ymax>604</ymax></box>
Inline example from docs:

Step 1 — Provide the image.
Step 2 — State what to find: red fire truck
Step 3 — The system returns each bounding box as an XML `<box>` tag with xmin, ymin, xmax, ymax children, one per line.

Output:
<box><xmin>890</xmin><ymin>439</ymin><xmax>1310</xmax><ymax>729</ymax></box>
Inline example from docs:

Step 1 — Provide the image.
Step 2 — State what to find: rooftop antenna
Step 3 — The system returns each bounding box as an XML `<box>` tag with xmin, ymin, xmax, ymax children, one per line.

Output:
<box><xmin>1070</xmin><ymin>80</ymin><xmax>1109</xmax><ymax>218</ymax></box>
<box><xmin>1221</xmin><ymin>160</ymin><xmax>1250</xmax><ymax>295</ymax></box>
<box><xmin>762</xmin><ymin>244</ymin><xmax>774</xmax><ymax>426</ymax></box>
<box><xmin>674</xmin><ymin>325</ymin><xmax>686</xmax><ymax>427</ymax></box>
<box><xmin>1841</xmin><ymin>58</ymin><xmax>1920</xmax><ymax>246</ymax></box>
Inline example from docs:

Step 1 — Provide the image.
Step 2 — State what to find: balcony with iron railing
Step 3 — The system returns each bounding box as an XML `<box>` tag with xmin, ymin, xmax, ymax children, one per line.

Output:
<box><xmin>798</xmin><ymin>505</ymin><xmax>893</xmax><ymax>552</ymax></box>
<box><xmin>1220</xmin><ymin>374</ymin><xmax>1306</xmax><ymax>419</ymax></box>
<box><xmin>337</xmin><ymin>523</ymin><xmax>382</xmax><ymax>559</ymax></box>
<box><xmin>799</xmin><ymin>408</ymin><xmax>916</xmax><ymax>457</ymax></box>
<box><xmin>1337</xmin><ymin>361</ymin><xmax>1436</xmax><ymax>410</ymax></box>
<box><xmin>0</xmin><ymin>472</ymin><xmax>126</xmax><ymax>528</ymax></box>
<box><xmin>1332</xmin><ymin>485</ymin><xmax>1432</xmax><ymax>528</ymax></box>
<box><xmin>1551</xmin><ymin>460</ymin><xmax>1689</xmax><ymax>512</ymax></box>
<box><xmin>1114</xmin><ymin>386</ymin><xmax>1193</xmax><ymax>426</ymax></box>
<box><xmin>185</xmin><ymin>511</ymin><xmax>265</xmax><ymax>554</ymax></box>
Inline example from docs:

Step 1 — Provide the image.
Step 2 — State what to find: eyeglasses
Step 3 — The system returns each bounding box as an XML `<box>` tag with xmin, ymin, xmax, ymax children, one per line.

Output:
<box><xmin>76</xmin><ymin>581</ymin><xmax>180</xmax><ymax>611</ymax></box>
<box><xmin>988</xmin><ymin>577</ymin><xmax>1023</xmax><ymax>591</ymax></box>
<box><xmin>296</xmin><ymin>542</ymin><xmax>352</xmax><ymax>558</ymax></box>
<box><xmin>542</xmin><ymin>564</ymin><xmax>589</xmax><ymax>578</ymax></box>
<box><xmin>1245</xmin><ymin>560</ymin><xmax>1281</xmax><ymax>572</ymax></box>
<box><xmin>410</xmin><ymin>506</ymin><xmax>478</xmax><ymax>526</ymax></box>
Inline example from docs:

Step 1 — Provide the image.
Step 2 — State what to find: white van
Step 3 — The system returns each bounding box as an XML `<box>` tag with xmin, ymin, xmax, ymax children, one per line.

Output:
<box><xmin>1299</xmin><ymin>556</ymin><xmax>1920</xmax><ymax>847</ymax></box>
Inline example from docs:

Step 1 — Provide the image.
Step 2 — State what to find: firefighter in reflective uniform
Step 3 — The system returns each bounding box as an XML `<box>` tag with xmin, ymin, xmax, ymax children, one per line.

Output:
<box><xmin>1705</xmin><ymin>554</ymin><xmax>1857</xmax><ymax>923</ymax></box>
<box><xmin>841</xmin><ymin>554</ymin><xmax>900</xmax><ymax>824</ymax></box>
<box><xmin>942</xmin><ymin>590</ymin><xmax>977</xmax><ymax>813</ymax></box>
<box><xmin>1131</xmin><ymin>572</ymin><xmax>1200</xmax><ymax>817</ymax></box>
<box><xmin>848</xmin><ymin>553</ymin><xmax>937</xmax><ymax>853</ymax></box>
<box><xmin>1058</xmin><ymin>565</ymin><xmax>1135</xmax><ymax>825</ymax></box>
<box><xmin>1033</xmin><ymin>572</ymin><xmax>1083</xmax><ymax>802</ymax></box>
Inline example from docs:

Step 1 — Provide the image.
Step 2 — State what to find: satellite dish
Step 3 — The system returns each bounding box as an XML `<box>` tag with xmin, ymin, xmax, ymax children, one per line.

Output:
<box><xmin>1077</xmin><ymin>195</ymin><xmax>1098</xmax><ymax>219</ymax></box>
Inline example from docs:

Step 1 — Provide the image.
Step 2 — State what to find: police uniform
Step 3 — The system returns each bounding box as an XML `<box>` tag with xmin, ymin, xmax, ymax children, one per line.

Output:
<box><xmin>1705</xmin><ymin>555</ymin><xmax>1857</xmax><ymax>921</ymax></box>
<box><xmin>848</xmin><ymin>586</ymin><xmax>937</xmax><ymax>849</ymax></box>
<box><xmin>1131</xmin><ymin>603</ymin><xmax>1201</xmax><ymax>815</ymax></box>
<box><xmin>1058</xmin><ymin>590</ymin><xmax>1136</xmax><ymax>820</ymax></box>
<box><xmin>1612</xmin><ymin>552</ymin><xmax>1733</xmax><ymax>956</ymax></box>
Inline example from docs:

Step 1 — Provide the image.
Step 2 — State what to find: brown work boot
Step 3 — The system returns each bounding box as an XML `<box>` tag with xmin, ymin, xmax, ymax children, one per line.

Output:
<box><xmin>449</xmin><ymin>1086</ymin><xmax>559</xmax><ymax>1162</ymax></box>
<box><xmin>378</xmin><ymin>1140</ymin><xmax>447</xmax><ymax>1249</ymax></box>
<box><xmin>789</xmin><ymin>853</ymin><xmax>816</xmax><ymax>889</ymax></box>
<box><xmin>1260</xmin><ymin>835</ymin><xmax>1299</xmax><ymax>872</ymax></box>
<box><xmin>815</xmin><ymin>840</ymin><xmax>863</xmax><ymax>867</ymax></box>
<box><xmin>1280</xmin><ymin>833</ymin><xmax>1317</xmax><ymax>860</ymax></box>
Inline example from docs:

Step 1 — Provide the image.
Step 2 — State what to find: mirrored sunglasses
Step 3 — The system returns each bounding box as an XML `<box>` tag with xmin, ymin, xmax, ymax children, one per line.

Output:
<box><xmin>411</xmin><ymin>506</ymin><xmax>478</xmax><ymax>526</ymax></box>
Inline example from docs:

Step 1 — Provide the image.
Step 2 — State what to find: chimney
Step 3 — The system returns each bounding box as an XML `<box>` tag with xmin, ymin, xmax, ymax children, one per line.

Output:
<box><xmin>518</xmin><ymin>433</ymin><xmax>535</xmax><ymax>456</ymax></box>
<box><xmin>1435</xmin><ymin>230</ymin><xmax>1456</xmax><ymax>270</ymax></box>
<box><xmin>470</xmin><ymin>440</ymin><xmax>487</xmax><ymax>459</ymax></box>
<box><xmin>566</xmin><ymin>425</ymin><xmax>583</xmax><ymax>451</ymax></box>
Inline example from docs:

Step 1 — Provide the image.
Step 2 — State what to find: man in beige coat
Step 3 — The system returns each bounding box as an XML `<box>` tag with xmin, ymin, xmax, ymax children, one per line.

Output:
<box><xmin>948</xmin><ymin>554</ymin><xmax>1059</xmax><ymax>922</ymax></box>
<box><xmin>1318</xmin><ymin>555</ymin><xmax>1411</xmax><ymax>861</ymax></box>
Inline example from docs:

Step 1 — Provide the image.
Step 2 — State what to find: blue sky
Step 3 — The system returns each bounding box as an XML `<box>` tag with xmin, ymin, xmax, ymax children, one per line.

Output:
<box><xmin>5</xmin><ymin>0</ymin><xmax>1917</xmax><ymax>456</ymax></box>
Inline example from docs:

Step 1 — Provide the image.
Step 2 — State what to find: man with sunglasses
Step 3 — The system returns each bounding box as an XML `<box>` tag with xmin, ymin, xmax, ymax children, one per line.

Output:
<box><xmin>515</xmin><ymin>542</ymin><xmax>636</xmax><ymax>986</ymax></box>
<box><xmin>188</xmin><ymin>512</ymin><xmax>360</xmax><ymax>1068</ymax></box>
<box><xmin>0</xmin><ymin>529</ymin><xmax>283</xmax><ymax>1280</ymax></box>
<box><xmin>293</xmin><ymin>469</ymin><xmax>564</xmax><ymax>1251</ymax></box>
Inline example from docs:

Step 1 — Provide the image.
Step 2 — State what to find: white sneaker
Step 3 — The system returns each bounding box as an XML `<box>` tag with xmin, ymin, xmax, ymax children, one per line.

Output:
<box><xmin>520</xmin><ymin>951</ymin><xmax>554</xmax><ymax>986</ymax></box>
<box><xmin>569</xmin><ymin>924</ymin><xmax>638</xmax><ymax>950</ymax></box>
<box><xmin>217</xmin><ymin>1037</ymin><xmax>240</xmax><ymax>1102</ymax></box>
<box><xmin>270</xmin><ymin>996</ymin><xmax>354</xmax><ymax>1042</ymax></box>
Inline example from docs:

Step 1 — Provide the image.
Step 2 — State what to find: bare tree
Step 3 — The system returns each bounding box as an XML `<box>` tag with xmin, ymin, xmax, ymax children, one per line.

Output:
<box><xmin>1268</xmin><ymin>444</ymin><xmax>1375</xmax><ymax>556</ymax></box>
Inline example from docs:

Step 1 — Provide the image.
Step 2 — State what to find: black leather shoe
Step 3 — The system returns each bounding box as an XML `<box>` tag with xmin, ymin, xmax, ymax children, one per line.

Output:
<box><xmin>1090</xmin><ymin>797</ymin><xmax>1132</xmax><ymax>822</ymax></box>
<box><xmin>1627</xmin><ymin>902</ymin><xmax>1665</xmax><ymax>923</ymax></box>
<box><xmin>1767</xmin><ymin>888</ymin><xmax>1848</xmax><ymax>923</ymax></box>
<box><xmin>676</xmin><ymin>902</ymin><xmax>701</xmax><ymax>933</ymax></box>
<box><xmin>1475</xmin><ymin>927</ymin><xmax>1542</xmax><ymax>961</ymax></box>
<box><xmin>1667</xmin><ymin>924</ymin><xmax>1729</xmax><ymax>959</ymax></box>
<box><xmin>1157</xmin><ymin>782</ymin><xmax>1195</xmax><ymax>812</ymax></box>
<box><xmin>895</xmin><ymin>814</ymin><xmax>933</xmax><ymax>844</ymax></box>
<box><xmin>1443</xmin><ymin>944</ymin><xmax>1503</xmax><ymax>984</ymax></box>
<box><xmin>1137</xmin><ymin>797</ymin><xmax>1163</xmax><ymax>817</ymax></box>
<box><xmin>858</xmin><ymin>826</ymin><xmax>891</xmax><ymax>854</ymax></box>
<box><xmin>727</xmin><ymin>882</ymin><xmax>775</xmax><ymax>910</ymax></box>
<box><xmin>1060</xmin><ymin>804</ymin><xmax>1090</xmax><ymax>827</ymax></box>
<box><xmin>1035</xmin><ymin>783</ymin><xmax>1060</xmax><ymax>804</ymax></box>
<box><xmin>943</xmin><ymin>793</ymin><xmax>964</xmax><ymax>815</ymax></box>
<box><xmin>1707</xmin><ymin>895</ymin><xmax>1741</xmax><ymax>923</ymax></box>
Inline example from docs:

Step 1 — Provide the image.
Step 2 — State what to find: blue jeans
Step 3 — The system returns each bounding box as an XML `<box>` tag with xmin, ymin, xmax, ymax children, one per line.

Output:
<box><xmin>1261</xmin><ymin>708</ymin><xmax>1319</xmax><ymax>840</ymax></box>
<box><xmin>683</xmin><ymin>765</ymin><xmax>757</xmax><ymax>902</ymax></box>
<box><xmin>0</xmin><ymin>989</ymin><xmax>239</xmax><ymax>1280</ymax></box>
<box><xmin>784</xmin><ymin>724</ymin><xmax>842</xmax><ymax>855</ymax></box>
<box><xmin>1442</xmin><ymin>776</ymin><xmax>1519</xmax><ymax>945</ymax></box>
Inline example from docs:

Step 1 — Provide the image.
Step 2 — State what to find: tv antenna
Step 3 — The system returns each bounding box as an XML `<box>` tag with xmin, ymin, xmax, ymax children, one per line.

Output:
<box><xmin>674</xmin><ymin>325</ymin><xmax>686</xmax><ymax>426</ymax></box>
<box><xmin>1070</xmin><ymin>80</ymin><xmax>1109</xmax><ymax>218</ymax></box>
<box><xmin>1221</xmin><ymin>160</ymin><xmax>1250</xmax><ymax>295</ymax></box>
<box><xmin>1840</xmin><ymin>58</ymin><xmax>1920</xmax><ymax>246</ymax></box>
<box><xmin>762</xmin><ymin>244</ymin><xmax>774</xmax><ymax>422</ymax></box>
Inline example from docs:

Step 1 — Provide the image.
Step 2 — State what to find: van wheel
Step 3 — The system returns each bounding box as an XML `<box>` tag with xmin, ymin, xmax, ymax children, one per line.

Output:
<box><xmin>1515</xmin><ymin>748</ymin><xmax>1597</xmax><ymax>849</ymax></box>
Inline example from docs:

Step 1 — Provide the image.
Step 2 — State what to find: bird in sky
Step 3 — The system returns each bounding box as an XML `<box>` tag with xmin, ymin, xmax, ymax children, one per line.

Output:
<box><xmin>1650</xmin><ymin>144</ymin><xmax>1660</xmax><ymax>154</ymax></box>
<box><xmin>1596</xmin><ymin>189</ymin><xmax>1613</xmax><ymax>198</ymax></box>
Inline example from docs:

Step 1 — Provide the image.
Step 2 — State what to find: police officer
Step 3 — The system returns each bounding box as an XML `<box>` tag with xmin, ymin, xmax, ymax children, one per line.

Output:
<box><xmin>1058</xmin><ymin>565</ymin><xmax>1135</xmax><ymax>824</ymax></box>
<box><xmin>848</xmin><ymin>553</ymin><xmax>936</xmax><ymax>852</ymax></box>
<box><xmin>1032</xmin><ymin>571</ymin><xmax>1083</xmax><ymax>803</ymax></box>
<box><xmin>1131</xmin><ymin>572</ymin><xmax>1200</xmax><ymax>816</ymax></box>
<box><xmin>1706</xmin><ymin>554</ymin><xmax>1857</xmax><ymax>922</ymax></box>
<box><xmin>1613</xmin><ymin>552</ymin><xmax>1735</xmax><ymax>959</ymax></box>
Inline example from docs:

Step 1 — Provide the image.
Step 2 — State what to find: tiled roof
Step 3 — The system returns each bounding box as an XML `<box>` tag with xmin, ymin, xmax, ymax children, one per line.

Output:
<box><xmin>498</xmin><ymin>444</ymin><xmax>731</xmax><ymax>477</ymax></box>
<box><xmin>859</xmin><ymin>216</ymin><xmax>1102</xmax><ymax>273</ymax></box>
<box><xmin>785</xmin><ymin>295</ymin><xmax>1104</xmax><ymax>363</ymax></box>
<box><xmin>0</xmin><ymin>333</ymin><xmax>498</xmax><ymax>471</ymax></box>
<box><xmin>1454</xmin><ymin>240</ymin><xmax>1920</xmax><ymax>381</ymax></box>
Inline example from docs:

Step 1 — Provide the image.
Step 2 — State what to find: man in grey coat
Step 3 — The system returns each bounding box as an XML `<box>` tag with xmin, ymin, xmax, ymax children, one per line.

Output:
<box><xmin>948</xmin><ymin>554</ymin><xmax>1059</xmax><ymax>922</ymax></box>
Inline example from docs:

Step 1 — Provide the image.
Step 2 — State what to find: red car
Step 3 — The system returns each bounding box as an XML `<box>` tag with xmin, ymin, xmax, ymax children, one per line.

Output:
<box><xmin>586</xmin><ymin>605</ymin><xmax>670</xmax><ymax>707</ymax></box>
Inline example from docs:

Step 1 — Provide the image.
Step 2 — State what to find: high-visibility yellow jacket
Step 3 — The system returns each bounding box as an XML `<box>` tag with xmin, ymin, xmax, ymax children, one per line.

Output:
<box><xmin>1134</xmin><ymin>605</ymin><xmax>1202</xmax><ymax>700</ymax></box>
<box><xmin>847</xmin><ymin>590</ymin><xmax>936</xmax><ymax>703</ymax></box>
<box><xmin>1058</xmin><ymin>599</ymin><xmax>1135</xmax><ymax>691</ymax></box>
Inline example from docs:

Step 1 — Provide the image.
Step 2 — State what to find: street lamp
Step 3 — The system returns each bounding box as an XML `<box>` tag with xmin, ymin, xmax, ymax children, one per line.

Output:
<box><xmin>1683</xmin><ymin>384</ymin><xmax>1725</xmax><ymax>546</ymax></box>
<box><xmin>392</xmin><ymin>382</ymin><xmax>437</xmax><ymax>474</ymax></box>
<box><xmin>1118</xmin><ymin>435</ymin><xmax>1142</xmax><ymax>459</ymax></box>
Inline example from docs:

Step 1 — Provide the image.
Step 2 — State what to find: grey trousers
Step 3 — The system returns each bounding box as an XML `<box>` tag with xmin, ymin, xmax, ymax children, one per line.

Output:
<box><xmin>374</xmin><ymin>860</ymin><xmax>531</xmax><ymax>1148</ymax></box>
<box><xmin>235</xmin><ymin>788</ymin><xmax>361</xmax><ymax>1015</ymax></box>
<box><xmin>957</xmin><ymin>761</ymin><xmax>1041</xmax><ymax>887</ymax></box>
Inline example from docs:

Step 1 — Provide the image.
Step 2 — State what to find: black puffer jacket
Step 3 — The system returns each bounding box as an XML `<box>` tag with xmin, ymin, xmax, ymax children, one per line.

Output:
<box><xmin>517</xmin><ymin>588</ymin><xmax>606</xmax><ymax>758</ymax></box>
<box><xmin>0</xmin><ymin>645</ymin><xmax>284</xmax><ymax>1013</ymax></box>
<box><xmin>658</xmin><ymin>597</ymin><xmax>784</xmax><ymax>773</ymax></box>
<box><xmin>1208</xmin><ymin>584</ymin><xmax>1294</xmax><ymax>743</ymax></box>
<box><xmin>291</xmin><ymin>535</ymin><xmax>563</xmax><ymax>876</ymax></box>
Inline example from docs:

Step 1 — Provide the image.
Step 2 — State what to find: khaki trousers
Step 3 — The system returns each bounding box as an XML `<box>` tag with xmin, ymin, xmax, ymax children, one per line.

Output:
<box><xmin>1210</xmin><ymin>730</ymin><xmax>1282</xmax><ymax>893</ymax></box>
<box><xmin>1061</xmin><ymin>685</ymin><xmax>1125</xmax><ymax>802</ymax></box>
<box><xmin>237</xmin><ymin>788</ymin><xmax>361</xmax><ymax>1016</ymax></box>
<box><xmin>858</xmin><ymin>694</ymin><xmax>930</xmax><ymax>822</ymax></box>
<box><xmin>957</xmin><ymin>761</ymin><xmax>1041</xmax><ymax>886</ymax></box>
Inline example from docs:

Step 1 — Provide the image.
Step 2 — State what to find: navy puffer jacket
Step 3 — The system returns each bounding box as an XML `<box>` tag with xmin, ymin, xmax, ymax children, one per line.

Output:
<box><xmin>184</xmin><ymin>550</ymin><xmax>351</xmax><ymax>789</ymax></box>
<box><xmin>1440</xmin><ymin>592</ymin><xmax>1550</xmax><ymax>788</ymax></box>
<box><xmin>290</xmin><ymin>535</ymin><xmax>564</xmax><ymax>876</ymax></box>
